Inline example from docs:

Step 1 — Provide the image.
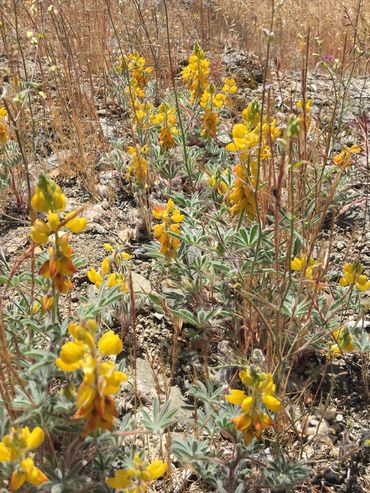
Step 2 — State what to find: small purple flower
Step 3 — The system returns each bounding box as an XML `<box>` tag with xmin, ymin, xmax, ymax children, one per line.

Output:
<box><xmin>324</xmin><ymin>55</ymin><xmax>335</xmax><ymax>63</ymax></box>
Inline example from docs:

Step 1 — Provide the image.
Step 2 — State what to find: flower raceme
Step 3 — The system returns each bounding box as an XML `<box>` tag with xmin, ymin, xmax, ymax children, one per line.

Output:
<box><xmin>225</xmin><ymin>367</ymin><xmax>281</xmax><ymax>445</ymax></box>
<box><xmin>339</xmin><ymin>262</ymin><xmax>370</xmax><ymax>291</ymax></box>
<box><xmin>87</xmin><ymin>243</ymin><xmax>131</xmax><ymax>291</ymax></box>
<box><xmin>127</xmin><ymin>144</ymin><xmax>149</xmax><ymax>185</ymax></box>
<box><xmin>182</xmin><ymin>44</ymin><xmax>210</xmax><ymax>102</ymax></box>
<box><xmin>151</xmin><ymin>103</ymin><xmax>179</xmax><ymax>149</ymax></box>
<box><xmin>56</xmin><ymin>320</ymin><xmax>127</xmax><ymax>435</ymax></box>
<box><xmin>118</xmin><ymin>51</ymin><xmax>152</xmax><ymax>98</ymax></box>
<box><xmin>152</xmin><ymin>199</ymin><xmax>185</xmax><ymax>259</ymax></box>
<box><xmin>30</xmin><ymin>175</ymin><xmax>87</xmax><ymax>295</ymax></box>
<box><xmin>225</xmin><ymin>100</ymin><xmax>281</xmax><ymax>218</ymax></box>
<box><xmin>0</xmin><ymin>426</ymin><xmax>47</xmax><ymax>490</ymax></box>
<box><xmin>106</xmin><ymin>453</ymin><xmax>167</xmax><ymax>491</ymax></box>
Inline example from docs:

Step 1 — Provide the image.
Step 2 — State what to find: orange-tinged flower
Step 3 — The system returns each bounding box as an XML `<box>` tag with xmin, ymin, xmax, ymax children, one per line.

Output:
<box><xmin>333</xmin><ymin>144</ymin><xmax>361</xmax><ymax>168</ymax></box>
<box><xmin>152</xmin><ymin>199</ymin><xmax>184</xmax><ymax>258</ymax></box>
<box><xmin>226</xmin><ymin>367</ymin><xmax>280</xmax><ymax>444</ymax></box>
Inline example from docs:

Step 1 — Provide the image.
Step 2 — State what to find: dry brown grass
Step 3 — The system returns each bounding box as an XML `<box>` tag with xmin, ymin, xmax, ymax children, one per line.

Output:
<box><xmin>0</xmin><ymin>0</ymin><xmax>368</xmax><ymax>198</ymax></box>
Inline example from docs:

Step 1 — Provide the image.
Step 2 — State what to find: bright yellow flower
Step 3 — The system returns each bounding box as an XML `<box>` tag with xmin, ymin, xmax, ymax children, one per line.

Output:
<box><xmin>330</xmin><ymin>326</ymin><xmax>355</xmax><ymax>356</ymax></box>
<box><xmin>87</xmin><ymin>267</ymin><xmax>103</xmax><ymax>288</ymax></box>
<box><xmin>106</xmin><ymin>454</ymin><xmax>167</xmax><ymax>490</ymax></box>
<box><xmin>65</xmin><ymin>211</ymin><xmax>87</xmax><ymax>233</ymax></box>
<box><xmin>30</xmin><ymin>219</ymin><xmax>51</xmax><ymax>244</ymax></box>
<box><xmin>31</xmin><ymin>175</ymin><xmax>66</xmax><ymax>213</ymax></box>
<box><xmin>98</xmin><ymin>331</ymin><xmax>123</xmax><ymax>355</ymax></box>
<box><xmin>182</xmin><ymin>44</ymin><xmax>210</xmax><ymax>102</ymax></box>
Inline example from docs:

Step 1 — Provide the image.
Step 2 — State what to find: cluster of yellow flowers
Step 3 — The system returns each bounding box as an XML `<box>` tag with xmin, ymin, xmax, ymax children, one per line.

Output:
<box><xmin>152</xmin><ymin>199</ymin><xmax>184</xmax><ymax>258</ymax></box>
<box><xmin>339</xmin><ymin>262</ymin><xmax>370</xmax><ymax>291</ymax></box>
<box><xmin>226</xmin><ymin>367</ymin><xmax>281</xmax><ymax>445</ymax></box>
<box><xmin>199</xmin><ymin>79</ymin><xmax>237</xmax><ymax>138</ymax></box>
<box><xmin>182</xmin><ymin>46</ymin><xmax>237</xmax><ymax>138</ymax></box>
<box><xmin>182</xmin><ymin>44</ymin><xmax>210</xmax><ymax>102</ymax></box>
<box><xmin>0</xmin><ymin>426</ymin><xmax>47</xmax><ymax>490</ymax></box>
<box><xmin>226</xmin><ymin>100</ymin><xmax>280</xmax><ymax>217</ymax></box>
<box><xmin>118</xmin><ymin>51</ymin><xmax>152</xmax><ymax>99</ymax></box>
<box><xmin>127</xmin><ymin>144</ymin><xmax>149</xmax><ymax>185</ymax></box>
<box><xmin>0</xmin><ymin>106</ymin><xmax>9</xmax><ymax>143</ymax></box>
<box><xmin>290</xmin><ymin>253</ymin><xmax>323</xmax><ymax>288</ymax></box>
<box><xmin>31</xmin><ymin>175</ymin><xmax>86</xmax><ymax>300</ymax></box>
<box><xmin>329</xmin><ymin>326</ymin><xmax>354</xmax><ymax>356</ymax></box>
<box><xmin>296</xmin><ymin>99</ymin><xmax>313</xmax><ymax>130</ymax></box>
<box><xmin>151</xmin><ymin>103</ymin><xmax>179</xmax><ymax>150</ymax></box>
<box><xmin>56</xmin><ymin>319</ymin><xmax>127</xmax><ymax>435</ymax></box>
<box><xmin>87</xmin><ymin>243</ymin><xmax>131</xmax><ymax>291</ymax></box>
<box><xmin>333</xmin><ymin>144</ymin><xmax>361</xmax><ymax>168</ymax></box>
<box><xmin>106</xmin><ymin>453</ymin><xmax>167</xmax><ymax>491</ymax></box>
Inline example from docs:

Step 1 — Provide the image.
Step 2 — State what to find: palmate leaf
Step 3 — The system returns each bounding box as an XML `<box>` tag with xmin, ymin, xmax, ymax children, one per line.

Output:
<box><xmin>141</xmin><ymin>398</ymin><xmax>177</xmax><ymax>434</ymax></box>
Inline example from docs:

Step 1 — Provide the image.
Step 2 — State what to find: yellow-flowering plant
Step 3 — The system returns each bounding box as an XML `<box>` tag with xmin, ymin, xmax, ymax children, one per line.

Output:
<box><xmin>56</xmin><ymin>319</ymin><xmax>127</xmax><ymax>435</ymax></box>
<box><xmin>225</xmin><ymin>366</ymin><xmax>281</xmax><ymax>445</ymax></box>
<box><xmin>152</xmin><ymin>198</ymin><xmax>185</xmax><ymax>259</ymax></box>
<box><xmin>0</xmin><ymin>426</ymin><xmax>47</xmax><ymax>490</ymax></box>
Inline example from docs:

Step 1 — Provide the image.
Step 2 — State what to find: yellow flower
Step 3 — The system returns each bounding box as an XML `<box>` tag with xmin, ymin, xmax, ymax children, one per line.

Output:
<box><xmin>127</xmin><ymin>145</ymin><xmax>149</xmax><ymax>184</ymax></box>
<box><xmin>339</xmin><ymin>262</ymin><xmax>370</xmax><ymax>291</ymax></box>
<box><xmin>106</xmin><ymin>454</ymin><xmax>167</xmax><ymax>490</ymax></box>
<box><xmin>56</xmin><ymin>320</ymin><xmax>127</xmax><ymax>435</ymax></box>
<box><xmin>87</xmin><ymin>267</ymin><xmax>103</xmax><ymax>288</ymax></box>
<box><xmin>182</xmin><ymin>44</ymin><xmax>210</xmax><ymax>102</ymax></box>
<box><xmin>65</xmin><ymin>211</ymin><xmax>87</xmax><ymax>233</ymax></box>
<box><xmin>30</xmin><ymin>219</ymin><xmax>51</xmax><ymax>244</ymax></box>
<box><xmin>98</xmin><ymin>331</ymin><xmax>123</xmax><ymax>355</ymax></box>
<box><xmin>104</xmin><ymin>243</ymin><xmax>114</xmax><ymax>251</ymax></box>
<box><xmin>31</xmin><ymin>175</ymin><xmax>66</xmax><ymax>213</ymax></box>
<box><xmin>152</xmin><ymin>199</ymin><xmax>184</xmax><ymax>258</ymax></box>
<box><xmin>10</xmin><ymin>457</ymin><xmax>48</xmax><ymax>490</ymax></box>
<box><xmin>101</xmin><ymin>257</ymin><xmax>110</xmax><ymax>275</ymax></box>
<box><xmin>330</xmin><ymin>327</ymin><xmax>355</xmax><ymax>355</ymax></box>
<box><xmin>0</xmin><ymin>427</ymin><xmax>45</xmax><ymax>463</ymax></box>
<box><xmin>333</xmin><ymin>144</ymin><xmax>361</xmax><ymax>168</ymax></box>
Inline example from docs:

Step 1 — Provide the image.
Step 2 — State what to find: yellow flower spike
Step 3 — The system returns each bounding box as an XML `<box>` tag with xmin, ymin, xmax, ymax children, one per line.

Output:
<box><xmin>30</xmin><ymin>219</ymin><xmax>52</xmax><ymax>244</ymax></box>
<box><xmin>225</xmin><ymin>389</ymin><xmax>247</xmax><ymax>405</ymax></box>
<box><xmin>98</xmin><ymin>330</ymin><xmax>123</xmax><ymax>355</ymax></box>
